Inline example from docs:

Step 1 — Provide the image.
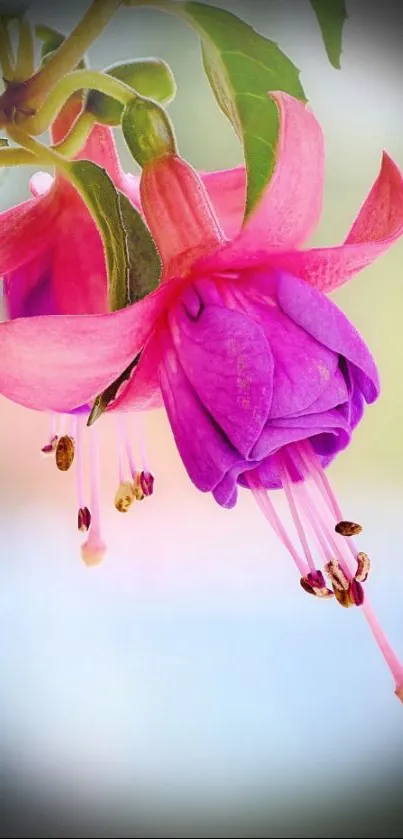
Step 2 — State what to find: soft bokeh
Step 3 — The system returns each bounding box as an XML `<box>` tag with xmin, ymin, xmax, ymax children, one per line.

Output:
<box><xmin>1</xmin><ymin>1</ymin><xmax>403</xmax><ymax>836</ymax></box>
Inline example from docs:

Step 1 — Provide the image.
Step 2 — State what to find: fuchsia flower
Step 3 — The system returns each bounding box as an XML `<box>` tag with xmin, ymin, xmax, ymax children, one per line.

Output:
<box><xmin>1</xmin><ymin>92</ymin><xmax>403</xmax><ymax>697</ymax></box>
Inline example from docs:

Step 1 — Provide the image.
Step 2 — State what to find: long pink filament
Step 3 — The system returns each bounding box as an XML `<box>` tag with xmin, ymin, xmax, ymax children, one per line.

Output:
<box><xmin>122</xmin><ymin>415</ymin><xmax>136</xmax><ymax>478</ymax></box>
<box><xmin>297</xmin><ymin>443</ymin><xmax>359</xmax><ymax>567</ymax></box>
<box><xmin>50</xmin><ymin>413</ymin><xmax>58</xmax><ymax>439</ymax></box>
<box><xmin>75</xmin><ymin>415</ymin><xmax>85</xmax><ymax>510</ymax></box>
<box><xmin>295</xmin><ymin>446</ymin><xmax>403</xmax><ymax>692</ymax></box>
<box><xmin>89</xmin><ymin>424</ymin><xmax>102</xmax><ymax>541</ymax></box>
<box><xmin>249</xmin><ymin>479</ymin><xmax>309</xmax><ymax>576</ymax></box>
<box><xmin>294</xmin><ymin>479</ymin><xmax>336</xmax><ymax>563</ymax></box>
<box><xmin>362</xmin><ymin>598</ymin><xmax>403</xmax><ymax>691</ymax></box>
<box><xmin>280</xmin><ymin>459</ymin><xmax>316</xmax><ymax>572</ymax></box>
<box><xmin>134</xmin><ymin>412</ymin><xmax>148</xmax><ymax>473</ymax></box>
<box><xmin>115</xmin><ymin>416</ymin><xmax>126</xmax><ymax>484</ymax></box>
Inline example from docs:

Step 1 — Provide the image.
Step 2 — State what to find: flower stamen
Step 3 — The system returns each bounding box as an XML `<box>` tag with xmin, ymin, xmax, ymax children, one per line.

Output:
<box><xmin>356</xmin><ymin>551</ymin><xmax>370</xmax><ymax>583</ymax></box>
<box><xmin>55</xmin><ymin>434</ymin><xmax>75</xmax><ymax>471</ymax></box>
<box><xmin>75</xmin><ymin>415</ymin><xmax>91</xmax><ymax>532</ymax></box>
<box><xmin>300</xmin><ymin>570</ymin><xmax>333</xmax><ymax>598</ymax></box>
<box><xmin>78</xmin><ymin>506</ymin><xmax>91</xmax><ymax>532</ymax></box>
<box><xmin>250</xmin><ymin>440</ymin><xmax>403</xmax><ymax>701</ymax></box>
<box><xmin>324</xmin><ymin>558</ymin><xmax>350</xmax><ymax>591</ymax></box>
<box><xmin>81</xmin><ymin>424</ymin><xmax>105</xmax><ymax>567</ymax></box>
<box><xmin>335</xmin><ymin>520</ymin><xmax>363</xmax><ymax>537</ymax></box>
<box><xmin>41</xmin><ymin>434</ymin><xmax>58</xmax><ymax>455</ymax></box>
<box><xmin>114</xmin><ymin>481</ymin><xmax>136</xmax><ymax>513</ymax></box>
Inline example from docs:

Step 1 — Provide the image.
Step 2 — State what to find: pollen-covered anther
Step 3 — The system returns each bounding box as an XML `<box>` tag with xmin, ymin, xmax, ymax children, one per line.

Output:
<box><xmin>349</xmin><ymin>578</ymin><xmax>364</xmax><ymax>606</ymax></box>
<box><xmin>355</xmin><ymin>551</ymin><xmax>371</xmax><ymax>583</ymax></box>
<box><xmin>77</xmin><ymin>506</ymin><xmax>91</xmax><ymax>533</ymax></box>
<box><xmin>300</xmin><ymin>570</ymin><xmax>333</xmax><ymax>599</ymax></box>
<box><xmin>41</xmin><ymin>435</ymin><xmax>58</xmax><ymax>455</ymax></box>
<box><xmin>332</xmin><ymin>585</ymin><xmax>354</xmax><ymax>608</ymax></box>
<box><xmin>132</xmin><ymin>472</ymin><xmax>145</xmax><ymax>501</ymax></box>
<box><xmin>332</xmin><ymin>578</ymin><xmax>365</xmax><ymax>608</ymax></box>
<box><xmin>114</xmin><ymin>481</ymin><xmax>135</xmax><ymax>513</ymax></box>
<box><xmin>55</xmin><ymin>435</ymin><xmax>75</xmax><ymax>471</ymax></box>
<box><xmin>324</xmin><ymin>558</ymin><xmax>349</xmax><ymax>591</ymax></box>
<box><xmin>140</xmin><ymin>470</ymin><xmax>155</xmax><ymax>497</ymax></box>
<box><xmin>335</xmin><ymin>520</ymin><xmax>363</xmax><ymax>537</ymax></box>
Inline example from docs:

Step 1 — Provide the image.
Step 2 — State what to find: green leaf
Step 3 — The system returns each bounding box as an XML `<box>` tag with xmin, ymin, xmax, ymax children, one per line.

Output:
<box><xmin>69</xmin><ymin>159</ymin><xmax>161</xmax><ymax>312</ymax></box>
<box><xmin>158</xmin><ymin>1</ymin><xmax>305</xmax><ymax>220</ymax></box>
<box><xmin>119</xmin><ymin>191</ymin><xmax>162</xmax><ymax>303</ymax></box>
<box><xmin>86</xmin><ymin>59</ymin><xmax>176</xmax><ymax>126</ymax></box>
<box><xmin>310</xmin><ymin>0</ymin><xmax>347</xmax><ymax>70</ymax></box>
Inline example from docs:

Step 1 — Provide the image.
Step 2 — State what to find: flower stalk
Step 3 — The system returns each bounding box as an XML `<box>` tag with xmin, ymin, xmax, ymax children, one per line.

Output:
<box><xmin>15</xmin><ymin>17</ymin><xmax>35</xmax><ymax>82</ymax></box>
<box><xmin>20</xmin><ymin>0</ymin><xmax>122</xmax><ymax>107</ymax></box>
<box><xmin>0</xmin><ymin>18</ymin><xmax>14</xmax><ymax>81</ymax></box>
<box><xmin>15</xmin><ymin>69</ymin><xmax>137</xmax><ymax>135</ymax></box>
<box><xmin>0</xmin><ymin>0</ymin><xmax>122</xmax><ymax>128</ymax></box>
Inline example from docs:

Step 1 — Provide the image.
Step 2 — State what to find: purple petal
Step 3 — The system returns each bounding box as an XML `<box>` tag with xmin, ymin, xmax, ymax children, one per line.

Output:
<box><xmin>275</xmin><ymin>271</ymin><xmax>380</xmax><ymax>403</ymax></box>
<box><xmin>212</xmin><ymin>470</ymin><xmax>240</xmax><ymax>508</ymax></box>
<box><xmin>225</xmin><ymin>275</ymin><xmax>339</xmax><ymax>418</ymax></box>
<box><xmin>251</xmin><ymin>408</ymin><xmax>351</xmax><ymax>461</ymax></box>
<box><xmin>159</xmin><ymin>332</ymin><xmax>244</xmax><ymax>492</ymax></box>
<box><xmin>168</xmin><ymin>299</ymin><xmax>273</xmax><ymax>458</ymax></box>
<box><xmin>291</xmin><ymin>367</ymin><xmax>349</xmax><ymax>417</ymax></box>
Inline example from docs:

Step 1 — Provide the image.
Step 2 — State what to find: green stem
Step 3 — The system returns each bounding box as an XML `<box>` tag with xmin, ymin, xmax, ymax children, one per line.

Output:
<box><xmin>23</xmin><ymin>0</ymin><xmax>122</xmax><ymax>109</ymax></box>
<box><xmin>0</xmin><ymin>146</ymin><xmax>37</xmax><ymax>166</ymax></box>
<box><xmin>6</xmin><ymin>125</ymin><xmax>72</xmax><ymax>174</ymax></box>
<box><xmin>15</xmin><ymin>18</ymin><xmax>35</xmax><ymax>81</ymax></box>
<box><xmin>17</xmin><ymin>68</ymin><xmax>137</xmax><ymax>135</ymax></box>
<box><xmin>0</xmin><ymin>110</ymin><xmax>95</xmax><ymax>167</ymax></box>
<box><xmin>0</xmin><ymin>19</ymin><xmax>14</xmax><ymax>81</ymax></box>
<box><xmin>54</xmin><ymin>110</ymin><xmax>95</xmax><ymax>158</ymax></box>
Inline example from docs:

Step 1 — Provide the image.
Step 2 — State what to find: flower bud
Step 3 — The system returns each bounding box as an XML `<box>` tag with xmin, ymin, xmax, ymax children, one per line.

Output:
<box><xmin>122</xmin><ymin>97</ymin><xmax>177</xmax><ymax>167</ymax></box>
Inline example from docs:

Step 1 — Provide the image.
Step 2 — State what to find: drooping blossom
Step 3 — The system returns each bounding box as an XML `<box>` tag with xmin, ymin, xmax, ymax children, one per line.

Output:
<box><xmin>1</xmin><ymin>92</ymin><xmax>403</xmax><ymax>699</ymax></box>
<box><xmin>0</xmin><ymin>98</ymin><xmax>152</xmax><ymax>564</ymax></box>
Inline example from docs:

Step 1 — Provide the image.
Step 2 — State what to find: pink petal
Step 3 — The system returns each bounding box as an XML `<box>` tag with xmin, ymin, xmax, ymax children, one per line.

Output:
<box><xmin>140</xmin><ymin>154</ymin><xmax>225</xmax><ymax>278</ymax></box>
<box><xmin>51</xmin><ymin>199</ymin><xmax>109</xmax><ymax>315</ymax></box>
<box><xmin>200</xmin><ymin>167</ymin><xmax>246</xmax><ymax>239</ymax></box>
<box><xmin>212</xmin><ymin>91</ymin><xmax>324</xmax><ymax>260</ymax></box>
<box><xmin>0</xmin><ymin>280</ymin><xmax>178</xmax><ymax>413</ymax></box>
<box><xmin>205</xmin><ymin>152</ymin><xmax>403</xmax><ymax>291</ymax></box>
<box><xmin>269</xmin><ymin>152</ymin><xmax>403</xmax><ymax>292</ymax></box>
<box><xmin>121</xmin><ymin>167</ymin><xmax>246</xmax><ymax>239</ymax></box>
<box><xmin>52</xmin><ymin>105</ymin><xmax>128</xmax><ymax>190</ymax></box>
<box><xmin>0</xmin><ymin>191</ymin><xmax>59</xmax><ymax>274</ymax></box>
<box><xmin>108</xmin><ymin>328</ymin><xmax>164</xmax><ymax>413</ymax></box>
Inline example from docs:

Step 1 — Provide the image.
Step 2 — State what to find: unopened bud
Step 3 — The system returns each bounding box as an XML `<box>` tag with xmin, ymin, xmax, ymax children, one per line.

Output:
<box><xmin>122</xmin><ymin>96</ymin><xmax>177</xmax><ymax>167</ymax></box>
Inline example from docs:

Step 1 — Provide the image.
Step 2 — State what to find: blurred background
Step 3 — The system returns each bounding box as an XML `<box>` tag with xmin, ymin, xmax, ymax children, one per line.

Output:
<box><xmin>1</xmin><ymin>0</ymin><xmax>403</xmax><ymax>836</ymax></box>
